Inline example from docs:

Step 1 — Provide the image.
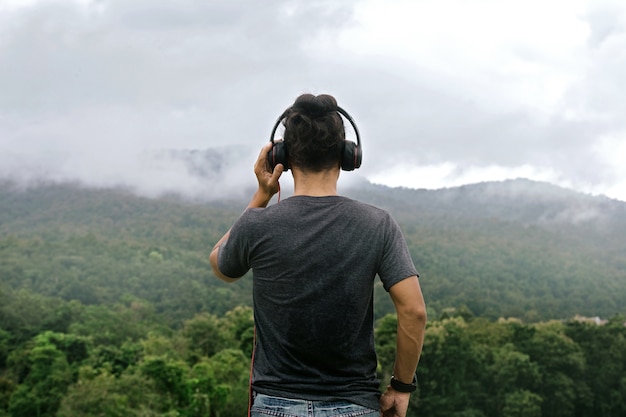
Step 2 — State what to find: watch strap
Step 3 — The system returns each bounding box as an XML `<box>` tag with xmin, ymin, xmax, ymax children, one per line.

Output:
<box><xmin>390</xmin><ymin>374</ymin><xmax>417</xmax><ymax>393</ymax></box>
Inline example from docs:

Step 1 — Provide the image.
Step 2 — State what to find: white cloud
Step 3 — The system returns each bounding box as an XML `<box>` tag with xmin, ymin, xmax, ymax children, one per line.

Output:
<box><xmin>368</xmin><ymin>163</ymin><xmax>561</xmax><ymax>192</ymax></box>
<box><xmin>1</xmin><ymin>0</ymin><xmax>626</xmax><ymax>202</ymax></box>
<box><xmin>341</xmin><ymin>0</ymin><xmax>590</xmax><ymax>113</ymax></box>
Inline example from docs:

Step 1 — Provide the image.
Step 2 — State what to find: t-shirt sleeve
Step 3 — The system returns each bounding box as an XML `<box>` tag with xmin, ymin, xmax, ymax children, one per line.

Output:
<box><xmin>217</xmin><ymin>213</ymin><xmax>252</xmax><ymax>279</ymax></box>
<box><xmin>378</xmin><ymin>214</ymin><xmax>419</xmax><ymax>292</ymax></box>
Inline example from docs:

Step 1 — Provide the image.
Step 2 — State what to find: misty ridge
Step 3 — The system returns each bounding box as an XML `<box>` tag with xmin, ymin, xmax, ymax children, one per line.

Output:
<box><xmin>2</xmin><ymin>144</ymin><xmax>624</xmax><ymax>205</ymax></box>
<box><xmin>1</xmin><ymin>145</ymin><xmax>625</xmax><ymax>322</ymax></box>
<box><xmin>351</xmin><ymin>177</ymin><xmax>626</xmax><ymax>228</ymax></box>
<box><xmin>0</xmin><ymin>146</ymin><xmax>263</xmax><ymax>201</ymax></box>
<box><xmin>2</xmin><ymin>145</ymin><xmax>625</xmax><ymax>234</ymax></box>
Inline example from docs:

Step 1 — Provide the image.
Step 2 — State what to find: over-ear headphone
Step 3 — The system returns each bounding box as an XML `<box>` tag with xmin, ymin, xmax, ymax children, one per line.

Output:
<box><xmin>267</xmin><ymin>106</ymin><xmax>363</xmax><ymax>171</ymax></box>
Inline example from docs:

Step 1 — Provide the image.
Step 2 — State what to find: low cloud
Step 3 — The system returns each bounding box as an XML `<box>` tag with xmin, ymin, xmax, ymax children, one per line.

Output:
<box><xmin>1</xmin><ymin>0</ymin><xmax>626</xmax><ymax>201</ymax></box>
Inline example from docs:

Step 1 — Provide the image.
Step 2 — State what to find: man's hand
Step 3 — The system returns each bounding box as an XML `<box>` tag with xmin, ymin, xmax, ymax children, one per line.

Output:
<box><xmin>379</xmin><ymin>387</ymin><xmax>411</xmax><ymax>417</ymax></box>
<box><xmin>250</xmin><ymin>142</ymin><xmax>284</xmax><ymax>208</ymax></box>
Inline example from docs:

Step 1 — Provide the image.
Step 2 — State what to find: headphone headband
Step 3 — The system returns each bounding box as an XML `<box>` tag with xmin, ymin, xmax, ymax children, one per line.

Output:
<box><xmin>268</xmin><ymin>104</ymin><xmax>362</xmax><ymax>171</ymax></box>
<box><xmin>269</xmin><ymin>106</ymin><xmax>361</xmax><ymax>148</ymax></box>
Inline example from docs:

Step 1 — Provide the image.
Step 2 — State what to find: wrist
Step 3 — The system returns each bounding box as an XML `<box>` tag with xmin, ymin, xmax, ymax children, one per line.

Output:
<box><xmin>390</xmin><ymin>374</ymin><xmax>417</xmax><ymax>393</ymax></box>
<box><xmin>248</xmin><ymin>189</ymin><xmax>273</xmax><ymax>208</ymax></box>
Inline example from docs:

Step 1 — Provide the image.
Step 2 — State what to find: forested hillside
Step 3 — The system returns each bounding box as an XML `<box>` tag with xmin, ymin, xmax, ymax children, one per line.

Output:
<box><xmin>1</xmin><ymin>178</ymin><xmax>625</xmax><ymax>322</ymax></box>
<box><xmin>0</xmin><ymin>182</ymin><xmax>250</xmax><ymax>325</ymax></box>
<box><xmin>1</xmin><ymin>179</ymin><xmax>625</xmax><ymax>417</ymax></box>
<box><xmin>346</xmin><ymin>179</ymin><xmax>626</xmax><ymax>321</ymax></box>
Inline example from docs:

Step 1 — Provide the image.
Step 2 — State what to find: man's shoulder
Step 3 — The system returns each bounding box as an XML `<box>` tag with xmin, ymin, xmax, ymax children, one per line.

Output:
<box><xmin>341</xmin><ymin>197</ymin><xmax>392</xmax><ymax>217</ymax></box>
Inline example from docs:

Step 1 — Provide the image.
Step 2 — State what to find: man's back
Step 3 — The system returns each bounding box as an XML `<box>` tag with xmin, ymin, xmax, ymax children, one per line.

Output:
<box><xmin>218</xmin><ymin>195</ymin><xmax>418</xmax><ymax>409</ymax></box>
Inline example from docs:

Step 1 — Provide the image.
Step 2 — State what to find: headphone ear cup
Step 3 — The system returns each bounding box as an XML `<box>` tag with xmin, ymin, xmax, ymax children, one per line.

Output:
<box><xmin>341</xmin><ymin>141</ymin><xmax>362</xmax><ymax>171</ymax></box>
<box><xmin>268</xmin><ymin>141</ymin><xmax>289</xmax><ymax>171</ymax></box>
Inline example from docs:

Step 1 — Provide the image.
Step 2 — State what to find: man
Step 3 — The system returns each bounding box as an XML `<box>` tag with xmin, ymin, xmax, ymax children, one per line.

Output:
<box><xmin>209</xmin><ymin>94</ymin><xmax>426</xmax><ymax>417</ymax></box>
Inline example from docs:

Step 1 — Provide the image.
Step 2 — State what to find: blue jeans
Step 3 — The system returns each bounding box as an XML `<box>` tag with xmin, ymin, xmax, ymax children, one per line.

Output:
<box><xmin>250</xmin><ymin>393</ymin><xmax>379</xmax><ymax>417</ymax></box>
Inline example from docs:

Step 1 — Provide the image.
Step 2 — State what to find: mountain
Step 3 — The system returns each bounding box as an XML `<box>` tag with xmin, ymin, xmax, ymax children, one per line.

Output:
<box><xmin>1</xmin><ymin>177</ymin><xmax>625</xmax><ymax>324</ymax></box>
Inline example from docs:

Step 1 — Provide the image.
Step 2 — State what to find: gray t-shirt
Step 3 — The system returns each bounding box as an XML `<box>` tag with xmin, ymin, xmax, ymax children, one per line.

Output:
<box><xmin>218</xmin><ymin>195</ymin><xmax>418</xmax><ymax>410</ymax></box>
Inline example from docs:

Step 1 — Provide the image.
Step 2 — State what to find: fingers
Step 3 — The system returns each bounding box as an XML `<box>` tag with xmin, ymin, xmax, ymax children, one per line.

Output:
<box><xmin>379</xmin><ymin>392</ymin><xmax>392</xmax><ymax>416</ymax></box>
<box><xmin>271</xmin><ymin>163</ymin><xmax>284</xmax><ymax>181</ymax></box>
<box><xmin>256</xmin><ymin>142</ymin><xmax>284</xmax><ymax>175</ymax></box>
<box><xmin>255</xmin><ymin>142</ymin><xmax>273</xmax><ymax>170</ymax></box>
<box><xmin>252</xmin><ymin>142</ymin><xmax>284</xmax><ymax>198</ymax></box>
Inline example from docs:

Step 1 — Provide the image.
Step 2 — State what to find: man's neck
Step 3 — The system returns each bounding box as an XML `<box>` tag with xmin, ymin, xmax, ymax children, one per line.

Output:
<box><xmin>291</xmin><ymin>166</ymin><xmax>340</xmax><ymax>197</ymax></box>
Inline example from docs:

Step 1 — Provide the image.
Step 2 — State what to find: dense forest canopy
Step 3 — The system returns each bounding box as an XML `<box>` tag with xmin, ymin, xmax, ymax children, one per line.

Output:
<box><xmin>1</xmin><ymin>178</ymin><xmax>625</xmax><ymax>417</ymax></box>
<box><xmin>1</xmin><ymin>178</ymin><xmax>624</xmax><ymax>322</ymax></box>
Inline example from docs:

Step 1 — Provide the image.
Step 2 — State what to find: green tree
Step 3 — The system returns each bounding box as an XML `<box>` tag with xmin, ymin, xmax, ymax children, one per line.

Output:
<box><xmin>415</xmin><ymin>317</ymin><xmax>485</xmax><ymax>417</ymax></box>
<box><xmin>187</xmin><ymin>361</ymin><xmax>219</xmax><ymax>417</ymax></box>
<box><xmin>86</xmin><ymin>342</ymin><xmax>143</xmax><ymax>377</ymax></box>
<box><xmin>69</xmin><ymin>304</ymin><xmax>154</xmax><ymax>346</ymax></box>
<box><xmin>182</xmin><ymin>313</ymin><xmax>230</xmax><ymax>358</ymax></box>
<box><xmin>501</xmin><ymin>390</ymin><xmax>542</xmax><ymax>417</ymax></box>
<box><xmin>0</xmin><ymin>329</ymin><xmax>9</xmax><ymax>369</ymax></box>
<box><xmin>8</xmin><ymin>341</ymin><xmax>73</xmax><ymax>417</ymax></box>
<box><xmin>0</xmin><ymin>375</ymin><xmax>15</xmax><ymax>417</ymax></box>
<box><xmin>140</xmin><ymin>356</ymin><xmax>190</xmax><ymax>408</ymax></box>
<box><xmin>222</xmin><ymin>306</ymin><xmax>255</xmax><ymax>357</ymax></box>
<box><xmin>58</xmin><ymin>367</ymin><xmax>169</xmax><ymax>417</ymax></box>
<box><xmin>0</xmin><ymin>290</ymin><xmax>70</xmax><ymax>345</ymax></box>
<box><xmin>34</xmin><ymin>331</ymin><xmax>90</xmax><ymax>370</ymax></box>
<box><xmin>206</xmin><ymin>349</ymin><xmax>250</xmax><ymax>417</ymax></box>
<box><xmin>519</xmin><ymin>322</ymin><xmax>585</xmax><ymax>417</ymax></box>
<box><xmin>564</xmin><ymin>316</ymin><xmax>626</xmax><ymax>417</ymax></box>
<box><xmin>486</xmin><ymin>344</ymin><xmax>540</xmax><ymax>416</ymax></box>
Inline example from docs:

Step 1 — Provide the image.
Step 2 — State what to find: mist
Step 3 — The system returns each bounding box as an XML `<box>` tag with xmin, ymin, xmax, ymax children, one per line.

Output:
<box><xmin>1</xmin><ymin>0</ymin><xmax>626</xmax><ymax>201</ymax></box>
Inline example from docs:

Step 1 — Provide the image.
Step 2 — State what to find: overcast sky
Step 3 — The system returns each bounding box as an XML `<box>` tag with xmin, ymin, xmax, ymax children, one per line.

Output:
<box><xmin>1</xmin><ymin>0</ymin><xmax>625</xmax><ymax>202</ymax></box>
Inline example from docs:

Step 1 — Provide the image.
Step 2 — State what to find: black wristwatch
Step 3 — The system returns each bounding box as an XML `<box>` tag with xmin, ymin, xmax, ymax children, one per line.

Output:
<box><xmin>390</xmin><ymin>375</ymin><xmax>417</xmax><ymax>393</ymax></box>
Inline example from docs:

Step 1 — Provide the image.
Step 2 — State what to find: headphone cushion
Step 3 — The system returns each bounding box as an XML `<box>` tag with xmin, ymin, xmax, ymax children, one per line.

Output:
<box><xmin>341</xmin><ymin>141</ymin><xmax>362</xmax><ymax>171</ymax></box>
<box><xmin>268</xmin><ymin>141</ymin><xmax>289</xmax><ymax>170</ymax></box>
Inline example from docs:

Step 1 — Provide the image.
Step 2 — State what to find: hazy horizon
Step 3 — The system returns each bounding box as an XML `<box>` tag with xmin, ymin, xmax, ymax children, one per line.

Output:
<box><xmin>2</xmin><ymin>0</ymin><xmax>625</xmax><ymax>202</ymax></box>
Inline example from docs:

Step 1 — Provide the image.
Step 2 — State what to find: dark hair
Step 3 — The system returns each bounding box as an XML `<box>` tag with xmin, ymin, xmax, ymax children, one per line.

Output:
<box><xmin>282</xmin><ymin>94</ymin><xmax>345</xmax><ymax>172</ymax></box>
